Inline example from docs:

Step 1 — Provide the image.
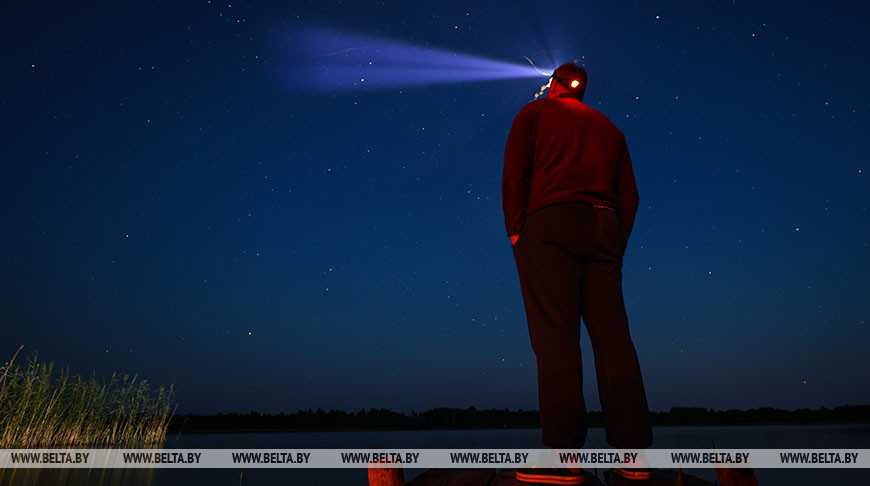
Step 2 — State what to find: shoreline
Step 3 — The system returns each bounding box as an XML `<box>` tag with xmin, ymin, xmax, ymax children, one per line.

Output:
<box><xmin>167</xmin><ymin>421</ymin><xmax>870</xmax><ymax>435</ymax></box>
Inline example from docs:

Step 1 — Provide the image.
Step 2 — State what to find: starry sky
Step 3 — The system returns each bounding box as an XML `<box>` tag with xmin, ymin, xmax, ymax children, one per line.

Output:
<box><xmin>2</xmin><ymin>1</ymin><xmax>867</xmax><ymax>415</ymax></box>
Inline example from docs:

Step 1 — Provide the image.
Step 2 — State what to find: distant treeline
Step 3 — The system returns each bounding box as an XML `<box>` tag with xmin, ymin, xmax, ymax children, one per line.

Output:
<box><xmin>166</xmin><ymin>405</ymin><xmax>869</xmax><ymax>434</ymax></box>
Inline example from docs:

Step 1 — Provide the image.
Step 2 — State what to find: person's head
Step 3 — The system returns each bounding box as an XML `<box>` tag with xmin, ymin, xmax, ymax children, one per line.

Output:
<box><xmin>547</xmin><ymin>62</ymin><xmax>587</xmax><ymax>100</ymax></box>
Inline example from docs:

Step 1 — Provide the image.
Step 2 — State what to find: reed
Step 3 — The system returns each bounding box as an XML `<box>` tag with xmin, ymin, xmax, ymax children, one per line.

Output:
<box><xmin>0</xmin><ymin>345</ymin><xmax>177</xmax><ymax>448</ymax></box>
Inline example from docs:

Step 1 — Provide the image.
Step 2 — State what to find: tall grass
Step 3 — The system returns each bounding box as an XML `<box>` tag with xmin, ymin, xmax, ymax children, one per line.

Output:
<box><xmin>0</xmin><ymin>345</ymin><xmax>177</xmax><ymax>448</ymax></box>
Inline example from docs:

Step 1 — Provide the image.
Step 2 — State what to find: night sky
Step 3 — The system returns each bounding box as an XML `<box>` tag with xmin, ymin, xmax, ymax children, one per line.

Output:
<box><xmin>2</xmin><ymin>1</ymin><xmax>867</xmax><ymax>416</ymax></box>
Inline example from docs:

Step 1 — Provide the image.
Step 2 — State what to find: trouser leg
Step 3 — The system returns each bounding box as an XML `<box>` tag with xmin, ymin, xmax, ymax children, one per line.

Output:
<box><xmin>582</xmin><ymin>259</ymin><xmax>653</xmax><ymax>449</ymax></box>
<box><xmin>513</xmin><ymin>231</ymin><xmax>586</xmax><ymax>448</ymax></box>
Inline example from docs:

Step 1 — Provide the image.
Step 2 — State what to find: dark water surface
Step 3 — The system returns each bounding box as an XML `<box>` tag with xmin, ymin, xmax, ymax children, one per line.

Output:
<box><xmin>2</xmin><ymin>424</ymin><xmax>867</xmax><ymax>485</ymax></box>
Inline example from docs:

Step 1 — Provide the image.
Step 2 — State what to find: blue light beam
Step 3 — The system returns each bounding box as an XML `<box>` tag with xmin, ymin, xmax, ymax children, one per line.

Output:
<box><xmin>276</xmin><ymin>26</ymin><xmax>550</xmax><ymax>92</ymax></box>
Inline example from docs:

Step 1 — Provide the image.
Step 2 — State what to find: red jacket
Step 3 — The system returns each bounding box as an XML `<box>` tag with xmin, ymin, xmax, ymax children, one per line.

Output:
<box><xmin>502</xmin><ymin>94</ymin><xmax>640</xmax><ymax>243</ymax></box>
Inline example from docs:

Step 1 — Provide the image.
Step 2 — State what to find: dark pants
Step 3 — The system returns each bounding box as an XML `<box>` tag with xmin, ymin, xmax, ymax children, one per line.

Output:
<box><xmin>511</xmin><ymin>201</ymin><xmax>653</xmax><ymax>449</ymax></box>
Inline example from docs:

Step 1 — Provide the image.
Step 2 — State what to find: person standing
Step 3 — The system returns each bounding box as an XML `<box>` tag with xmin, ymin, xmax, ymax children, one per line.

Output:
<box><xmin>503</xmin><ymin>63</ymin><xmax>653</xmax><ymax>485</ymax></box>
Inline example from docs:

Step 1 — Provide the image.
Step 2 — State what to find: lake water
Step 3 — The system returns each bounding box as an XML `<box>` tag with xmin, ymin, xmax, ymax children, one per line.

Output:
<box><xmin>2</xmin><ymin>424</ymin><xmax>867</xmax><ymax>485</ymax></box>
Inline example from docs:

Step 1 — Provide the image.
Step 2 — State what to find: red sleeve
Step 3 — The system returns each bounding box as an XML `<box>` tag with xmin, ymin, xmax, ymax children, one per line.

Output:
<box><xmin>616</xmin><ymin>135</ymin><xmax>640</xmax><ymax>244</ymax></box>
<box><xmin>502</xmin><ymin>105</ymin><xmax>536</xmax><ymax>236</ymax></box>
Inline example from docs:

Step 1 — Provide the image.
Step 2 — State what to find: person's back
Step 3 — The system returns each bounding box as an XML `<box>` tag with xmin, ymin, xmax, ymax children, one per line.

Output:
<box><xmin>503</xmin><ymin>69</ymin><xmax>639</xmax><ymax>249</ymax></box>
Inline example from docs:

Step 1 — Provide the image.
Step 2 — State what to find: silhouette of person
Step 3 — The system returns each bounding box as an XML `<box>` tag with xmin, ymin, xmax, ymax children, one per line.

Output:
<box><xmin>504</xmin><ymin>63</ymin><xmax>653</xmax><ymax>484</ymax></box>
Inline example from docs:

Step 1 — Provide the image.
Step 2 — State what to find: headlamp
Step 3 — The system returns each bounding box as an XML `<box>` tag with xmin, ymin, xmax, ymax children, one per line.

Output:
<box><xmin>552</xmin><ymin>75</ymin><xmax>581</xmax><ymax>90</ymax></box>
